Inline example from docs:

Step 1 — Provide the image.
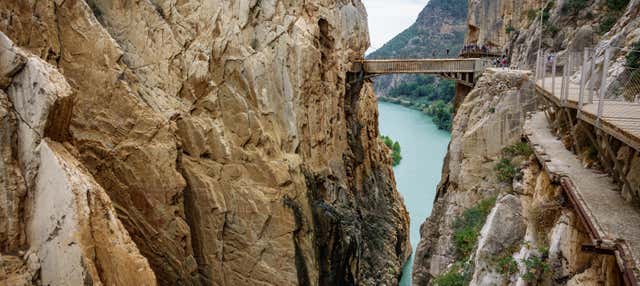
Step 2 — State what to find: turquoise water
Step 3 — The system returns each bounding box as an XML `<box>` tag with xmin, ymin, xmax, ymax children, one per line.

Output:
<box><xmin>377</xmin><ymin>101</ymin><xmax>451</xmax><ymax>285</ymax></box>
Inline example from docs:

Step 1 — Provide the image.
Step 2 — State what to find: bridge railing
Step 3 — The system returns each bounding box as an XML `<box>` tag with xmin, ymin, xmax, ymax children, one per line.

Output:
<box><xmin>362</xmin><ymin>59</ymin><xmax>483</xmax><ymax>74</ymax></box>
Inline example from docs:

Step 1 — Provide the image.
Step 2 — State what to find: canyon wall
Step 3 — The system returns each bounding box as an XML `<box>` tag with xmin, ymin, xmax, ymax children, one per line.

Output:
<box><xmin>0</xmin><ymin>1</ymin><xmax>410</xmax><ymax>285</ymax></box>
<box><xmin>412</xmin><ymin>69</ymin><xmax>622</xmax><ymax>286</ymax></box>
<box><xmin>468</xmin><ymin>0</ymin><xmax>640</xmax><ymax>69</ymax></box>
<box><xmin>414</xmin><ymin>1</ymin><xmax>640</xmax><ymax>285</ymax></box>
<box><xmin>412</xmin><ymin>69</ymin><xmax>538</xmax><ymax>284</ymax></box>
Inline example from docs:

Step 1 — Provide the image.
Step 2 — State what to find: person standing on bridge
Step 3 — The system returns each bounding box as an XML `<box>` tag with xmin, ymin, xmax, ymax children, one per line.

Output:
<box><xmin>446</xmin><ymin>49</ymin><xmax>450</xmax><ymax>56</ymax></box>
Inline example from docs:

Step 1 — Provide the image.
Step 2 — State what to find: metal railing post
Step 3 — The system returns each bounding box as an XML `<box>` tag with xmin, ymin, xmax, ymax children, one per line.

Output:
<box><xmin>578</xmin><ymin>49</ymin><xmax>588</xmax><ymax>113</ymax></box>
<box><xmin>551</xmin><ymin>56</ymin><xmax>557</xmax><ymax>97</ymax></box>
<box><xmin>536</xmin><ymin>51</ymin><xmax>542</xmax><ymax>81</ymax></box>
<box><xmin>561</xmin><ymin>58</ymin><xmax>567</xmax><ymax>103</ymax></box>
<box><xmin>542</xmin><ymin>53</ymin><xmax>547</xmax><ymax>89</ymax></box>
<box><xmin>597</xmin><ymin>47</ymin><xmax>610</xmax><ymax>127</ymax></box>
<box><xmin>588</xmin><ymin>51</ymin><xmax>596</xmax><ymax>104</ymax></box>
<box><xmin>564</xmin><ymin>55</ymin><xmax>573</xmax><ymax>106</ymax></box>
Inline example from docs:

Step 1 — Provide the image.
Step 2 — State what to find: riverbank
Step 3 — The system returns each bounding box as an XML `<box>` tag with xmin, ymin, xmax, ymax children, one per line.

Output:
<box><xmin>378</xmin><ymin>96</ymin><xmax>453</xmax><ymax>131</ymax></box>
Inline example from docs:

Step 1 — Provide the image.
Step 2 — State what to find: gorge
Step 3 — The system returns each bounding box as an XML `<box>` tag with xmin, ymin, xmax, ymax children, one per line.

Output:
<box><xmin>2</xmin><ymin>0</ymin><xmax>640</xmax><ymax>286</ymax></box>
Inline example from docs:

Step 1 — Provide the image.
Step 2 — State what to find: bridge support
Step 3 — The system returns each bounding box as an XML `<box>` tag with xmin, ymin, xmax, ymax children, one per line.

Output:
<box><xmin>454</xmin><ymin>83</ymin><xmax>473</xmax><ymax>113</ymax></box>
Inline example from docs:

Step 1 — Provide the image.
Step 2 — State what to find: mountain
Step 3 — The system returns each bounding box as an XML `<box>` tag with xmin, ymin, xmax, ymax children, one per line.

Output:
<box><xmin>367</xmin><ymin>0</ymin><xmax>468</xmax><ymax>97</ymax></box>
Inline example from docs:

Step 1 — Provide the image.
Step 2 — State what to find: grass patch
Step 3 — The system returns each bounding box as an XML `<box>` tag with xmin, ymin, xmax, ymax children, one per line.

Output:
<box><xmin>433</xmin><ymin>262</ymin><xmax>472</xmax><ymax>286</ymax></box>
<box><xmin>561</xmin><ymin>0</ymin><xmax>588</xmax><ymax>15</ymax></box>
<box><xmin>598</xmin><ymin>14</ymin><xmax>618</xmax><ymax>34</ymax></box>
<box><xmin>598</xmin><ymin>0</ymin><xmax>630</xmax><ymax>34</ymax></box>
<box><xmin>453</xmin><ymin>198</ymin><xmax>497</xmax><ymax>259</ymax></box>
<box><xmin>495</xmin><ymin>159</ymin><xmax>517</xmax><ymax>182</ymax></box>
<box><xmin>503</xmin><ymin>142</ymin><xmax>533</xmax><ymax>157</ymax></box>
<box><xmin>521</xmin><ymin>251</ymin><xmax>550</xmax><ymax>282</ymax></box>
<box><xmin>381</xmin><ymin>135</ymin><xmax>402</xmax><ymax>166</ymax></box>
<box><xmin>496</xmin><ymin>254</ymin><xmax>519</xmax><ymax>276</ymax></box>
<box><xmin>526</xmin><ymin>9</ymin><xmax>538</xmax><ymax>22</ymax></box>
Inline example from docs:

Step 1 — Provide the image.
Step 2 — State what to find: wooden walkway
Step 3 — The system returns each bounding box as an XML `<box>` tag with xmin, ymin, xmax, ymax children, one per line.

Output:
<box><xmin>526</xmin><ymin>112</ymin><xmax>640</xmax><ymax>285</ymax></box>
<box><xmin>352</xmin><ymin>58</ymin><xmax>491</xmax><ymax>87</ymax></box>
<box><xmin>535</xmin><ymin>77</ymin><xmax>640</xmax><ymax>151</ymax></box>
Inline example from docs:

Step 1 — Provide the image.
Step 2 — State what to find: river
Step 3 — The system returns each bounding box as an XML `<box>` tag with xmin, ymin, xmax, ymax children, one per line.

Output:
<box><xmin>377</xmin><ymin>101</ymin><xmax>451</xmax><ymax>285</ymax></box>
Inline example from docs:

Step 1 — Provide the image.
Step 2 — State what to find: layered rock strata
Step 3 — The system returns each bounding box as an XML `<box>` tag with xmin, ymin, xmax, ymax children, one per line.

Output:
<box><xmin>0</xmin><ymin>1</ymin><xmax>410</xmax><ymax>285</ymax></box>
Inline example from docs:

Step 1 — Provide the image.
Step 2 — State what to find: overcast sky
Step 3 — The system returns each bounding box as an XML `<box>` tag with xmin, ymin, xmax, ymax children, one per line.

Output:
<box><xmin>362</xmin><ymin>0</ymin><xmax>428</xmax><ymax>53</ymax></box>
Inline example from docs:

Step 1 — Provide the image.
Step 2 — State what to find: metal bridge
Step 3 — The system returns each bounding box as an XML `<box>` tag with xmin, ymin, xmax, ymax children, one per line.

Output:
<box><xmin>351</xmin><ymin>58</ymin><xmax>492</xmax><ymax>87</ymax></box>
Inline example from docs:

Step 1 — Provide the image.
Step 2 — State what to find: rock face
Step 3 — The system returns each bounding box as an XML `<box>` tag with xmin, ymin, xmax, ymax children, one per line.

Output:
<box><xmin>0</xmin><ymin>1</ymin><xmax>409</xmax><ymax>285</ymax></box>
<box><xmin>412</xmin><ymin>69</ymin><xmax>537</xmax><ymax>284</ymax></box>
<box><xmin>468</xmin><ymin>0</ymin><xmax>640</xmax><ymax>70</ymax></box>
<box><xmin>412</xmin><ymin>68</ymin><xmax>621</xmax><ymax>285</ymax></box>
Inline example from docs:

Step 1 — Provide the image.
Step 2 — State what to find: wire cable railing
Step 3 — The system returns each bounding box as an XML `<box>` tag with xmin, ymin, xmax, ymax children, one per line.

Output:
<box><xmin>533</xmin><ymin>46</ymin><xmax>640</xmax><ymax>148</ymax></box>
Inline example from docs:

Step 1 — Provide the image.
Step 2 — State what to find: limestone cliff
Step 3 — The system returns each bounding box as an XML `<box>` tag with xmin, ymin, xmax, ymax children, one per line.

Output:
<box><xmin>0</xmin><ymin>1</ymin><xmax>410</xmax><ymax>285</ymax></box>
<box><xmin>467</xmin><ymin>0</ymin><xmax>640</xmax><ymax>69</ymax></box>
<box><xmin>412</xmin><ymin>69</ymin><xmax>538</xmax><ymax>284</ymax></box>
<box><xmin>412</xmin><ymin>69</ymin><xmax>622</xmax><ymax>285</ymax></box>
<box><xmin>413</xmin><ymin>1</ymin><xmax>640</xmax><ymax>285</ymax></box>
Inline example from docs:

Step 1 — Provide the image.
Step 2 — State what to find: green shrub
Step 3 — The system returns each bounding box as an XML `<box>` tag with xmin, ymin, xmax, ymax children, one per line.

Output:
<box><xmin>433</xmin><ymin>263</ymin><xmax>472</xmax><ymax>286</ymax></box>
<box><xmin>503</xmin><ymin>142</ymin><xmax>533</xmax><ymax>157</ymax></box>
<box><xmin>381</xmin><ymin>135</ymin><xmax>402</xmax><ymax>166</ymax></box>
<box><xmin>495</xmin><ymin>159</ymin><xmax>517</xmax><ymax>182</ymax></box>
<box><xmin>606</xmin><ymin>0</ymin><xmax>630</xmax><ymax>11</ymax></box>
<box><xmin>426</xmin><ymin>100</ymin><xmax>454</xmax><ymax>131</ymax></box>
<box><xmin>598</xmin><ymin>14</ymin><xmax>617</xmax><ymax>34</ymax></box>
<box><xmin>526</xmin><ymin>9</ymin><xmax>538</xmax><ymax>22</ymax></box>
<box><xmin>626</xmin><ymin>41</ymin><xmax>640</xmax><ymax>69</ymax></box>
<box><xmin>521</xmin><ymin>253</ymin><xmax>550</xmax><ymax>282</ymax></box>
<box><xmin>597</xmin><ymin>0</ymin><xmax>629</xmax><ymax>35</ymax></box>
<box><xmin>496</xmin><ymin>255</ymin><xmax>519</xmax><ymax>276</ymax></box>
<box><xmin>452</xmin><ymin>198</ymin><xmax>497</xmax><ymax>259</ymax></box>
<box><xmin>561</xmin><ymin>0</ymin><xmax>588</xmax><ymax>14</ymax></box>
<box><xmin>506</xmin><ymin>26</ymin><xmax>516</xmax><ymax>34</ymax></box>
<box><xmin>545</xmin><ymin>24</ymin><xmax>560</xmax><ymax>36</ymax></box>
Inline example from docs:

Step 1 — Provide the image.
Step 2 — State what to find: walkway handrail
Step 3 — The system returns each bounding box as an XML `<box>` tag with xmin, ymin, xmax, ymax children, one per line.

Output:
<box><xmin>534</xmin><ymin>47</ymin><xmax>640</xmax><ymax>130</ymax></box>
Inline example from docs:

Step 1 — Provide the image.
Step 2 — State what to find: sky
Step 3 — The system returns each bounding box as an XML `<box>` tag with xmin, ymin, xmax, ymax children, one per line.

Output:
<box><xmin>362</xmin><ymin>0</ymin><xmax>428</xmax><ymax>54</ymax></box>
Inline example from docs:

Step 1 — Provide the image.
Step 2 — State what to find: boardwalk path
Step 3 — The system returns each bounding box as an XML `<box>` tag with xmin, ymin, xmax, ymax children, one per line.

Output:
<box><xmin>535</xmin><ymin>78</ymin><xmax>640</xmax><ymax>150</ymax></box>
<box><xmin>526</xmin><ymin>112</ymin><xmax>640</xmax><ymax>284</ymax></box>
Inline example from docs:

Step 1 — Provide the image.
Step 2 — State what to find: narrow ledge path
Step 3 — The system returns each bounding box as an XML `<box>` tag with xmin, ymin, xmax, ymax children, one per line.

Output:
<box><xmin>525</xmin><ymin>112</ymin><xmax>640</xmax><ymax>284</ymax></box>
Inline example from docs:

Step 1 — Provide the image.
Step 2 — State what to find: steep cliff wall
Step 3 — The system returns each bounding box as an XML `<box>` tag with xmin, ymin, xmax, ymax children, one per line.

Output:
<box><xmin>412</xmin><ymin>69</ymin><xmax>538</xmax><ymax>284</ymax></box>
<box><xmin>414</xmin><ymin>1</ymin><xmax>640</xmax><ymax>285</ymax></box>
<box><xmin>412</xmin><ymin>69</ymin><xmax>621</xmax><ymax>285</ymax></box>
<box><xmin>468</xmin><ymin>0</ymin><xmax>640</xmax><ymax>69</ymax></box>
<box><xmin>0</xmin><ymin>1</ymin><xmax>409</xmax><ymax>285</ymax></box>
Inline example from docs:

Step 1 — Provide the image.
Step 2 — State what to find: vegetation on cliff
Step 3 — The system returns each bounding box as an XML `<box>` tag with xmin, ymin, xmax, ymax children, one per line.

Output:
<box><xmin>432</xmin><ymin>197</ymin><xmax>497</xmax><ymax>286</ymax></box>
<box><xmin>381</xmin><ymin>135</ymin><xmax>403</xmax><ymax>166</ymax></box>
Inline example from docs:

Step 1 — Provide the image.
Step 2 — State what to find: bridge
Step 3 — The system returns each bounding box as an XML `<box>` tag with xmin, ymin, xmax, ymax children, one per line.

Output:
<box><xmin>350</xmin><ymin>58</ymin><xmax>492</xmax><ymax>87</ymax></box>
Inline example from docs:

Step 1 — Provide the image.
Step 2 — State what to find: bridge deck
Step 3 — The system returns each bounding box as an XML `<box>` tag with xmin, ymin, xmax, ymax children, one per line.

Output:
<box><xmin>360</xmin><ymin>58</ymin><xmax>489</xmax><ymax>74</ymax></box>
<box><xmin>355</xmin><ymin>58</ymin><xmax>491</xmax><ymax>87</ymax></box>
<box><xmin>535</xmin><ymin>78</ymin><xmax>640</xmax><ymax>151</ymax></box>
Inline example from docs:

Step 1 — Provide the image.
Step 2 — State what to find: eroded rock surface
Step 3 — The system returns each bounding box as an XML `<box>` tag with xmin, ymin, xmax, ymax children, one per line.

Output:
<box><xmin>0</xmin><ymin>1</ymin><xmax>409</xmax><ymax>285</ymax></box>
<box><xmin>412</xmin><ymin>69</ymin><xmax>537</xmax><ymax>284</ymax></box>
